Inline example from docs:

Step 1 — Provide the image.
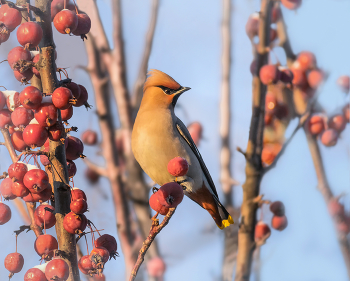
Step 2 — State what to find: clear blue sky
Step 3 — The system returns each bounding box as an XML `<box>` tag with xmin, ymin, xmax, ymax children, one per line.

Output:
<box><xmin>1</xmin><ymin>0</ymin><xmax>350</xmax><ymax>280</ymax></box>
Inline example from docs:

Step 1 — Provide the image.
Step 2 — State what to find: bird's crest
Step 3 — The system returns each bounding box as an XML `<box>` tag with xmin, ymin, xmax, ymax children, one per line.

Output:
<box><xmin>143</xmin><ymin>69</ymin><xmax>181</xmax><ymax>92</ymax></box>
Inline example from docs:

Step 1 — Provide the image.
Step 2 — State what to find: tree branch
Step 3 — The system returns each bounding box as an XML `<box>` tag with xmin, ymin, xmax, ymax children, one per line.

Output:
<box><xmin>129</xmin><ymin>209</ymin><xmax>176</xmax><ymax>281</ymax></box>
<box><xmin>83</xmin><ymin>158</ymin><xmax>108</xmax><ymax>178</ymax></box>
<box><xmin>234</xmin><ymin>1</ymin><xmax>274</xmax><ymax>280</ymax></box>
<box><xmin>131</xmin><ymin>0</ymin><xmax>160</xmax><ymax>113</ymax></box>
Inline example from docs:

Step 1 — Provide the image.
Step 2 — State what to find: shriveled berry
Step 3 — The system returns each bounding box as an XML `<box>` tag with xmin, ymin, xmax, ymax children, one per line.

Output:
<box><xmin>269</xmin><ymin>201</ymin><xmax>285</xmax><ymax>216</ymax></box>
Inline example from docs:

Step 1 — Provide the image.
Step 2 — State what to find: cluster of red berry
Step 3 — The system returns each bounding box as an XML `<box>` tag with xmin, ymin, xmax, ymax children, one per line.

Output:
<box><xmin>0</xmin><ymin>1</ymin><xmax>115</xmax><ymax>280</ymax></box>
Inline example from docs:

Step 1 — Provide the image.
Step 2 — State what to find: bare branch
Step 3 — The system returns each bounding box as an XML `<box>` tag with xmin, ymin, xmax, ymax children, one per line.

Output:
<box><xmin>234</xmin><ymin>1</ymin><xmax>274</xmax><ymax>280</ymax></box>
<box><xmin>83</xmin><ymin>158</ymin><xmax>108</xmax><ymax>177</ymax></box>
<box><xmin>129</xmin><ymin>209</ymin><xmax>176</xmax><ymax>281</ymax></box>
<box><xmin>131</xmin><ymin>0</ymin><xmax>160</xmax><ymax>112</ymax></box>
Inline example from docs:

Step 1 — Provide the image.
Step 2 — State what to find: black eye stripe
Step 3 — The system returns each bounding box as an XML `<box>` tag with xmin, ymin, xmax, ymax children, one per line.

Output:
<box><xmin>157</xmin><ymin>86</ymin><xmax>177</xmax><ymax>95</ymax></box>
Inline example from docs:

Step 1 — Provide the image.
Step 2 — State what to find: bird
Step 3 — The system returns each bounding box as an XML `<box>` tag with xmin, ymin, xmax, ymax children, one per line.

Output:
<box><xmin>131</xmin><ymin>69</ymin><xmax>233</xmax><ymax>229</ymax></box>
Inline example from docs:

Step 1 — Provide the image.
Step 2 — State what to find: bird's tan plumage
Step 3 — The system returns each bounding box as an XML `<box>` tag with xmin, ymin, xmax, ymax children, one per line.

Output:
<box><xmin>132</xmin><ymin>69</ymin><xmax>233</xmax><ymax>229</ymax></box>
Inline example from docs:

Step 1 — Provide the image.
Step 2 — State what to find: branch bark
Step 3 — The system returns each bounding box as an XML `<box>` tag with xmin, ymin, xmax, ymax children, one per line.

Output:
<box><xmin>34</xmin><ymin>1</ymin><xmax>80</xmax><ymax>280</ymax></box>
<box><xmin>234</xmin><ymin>1</ymin><xmax>274</xmax><ymax>280</ymax></box>
<box><xmin>131</xmin><ymin>0</ymin><xmax>160</xmax><ymax>113</ymax></box>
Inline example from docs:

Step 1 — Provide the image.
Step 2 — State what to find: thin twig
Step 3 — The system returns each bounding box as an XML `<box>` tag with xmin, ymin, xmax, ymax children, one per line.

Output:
<box><xmin>83</xmin><ymin>158</ymin><xmax>108</xmax><ymax>177</ymax></box>
<box><xmin>129</xmin><ymin>208</ymin><xmax>176</xmax><ymax>281</ymax></box>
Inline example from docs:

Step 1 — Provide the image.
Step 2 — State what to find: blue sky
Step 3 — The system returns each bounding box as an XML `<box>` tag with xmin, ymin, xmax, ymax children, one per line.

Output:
<box><xmin>1</xmin><ymin>0</ymin><xmax>350</xmax><ymax>280</ymax></box>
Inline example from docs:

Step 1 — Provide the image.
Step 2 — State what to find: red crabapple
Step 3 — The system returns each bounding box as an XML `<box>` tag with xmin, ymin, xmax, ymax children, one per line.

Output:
<box><xmin>187</xmin><ymin>122</ymin><xmax>203</xmax><ymax>146</ymax></box>
<box><xmin>167</xmin><ymin>157</ymin><xmax>189</xmax><ymax>177</ymax></box>
<box><xmin>78</xmin><ymin>255</ymin><xmax>94</xmax><ymax>275</ymax></box>
<box><xmin>255</xmin><ymin>221</ymin><xmax>271</xmax><ymax>241</ymax></box>
<box><xmin>72</xmin><ymin>13</ymin><xmax>91</xmax><ymax>37</ymax></box>
<box><xmin>0</xmin><ymin>4</ymin><xmax>22</xmax><ymax>32</ymax></box>
<box><xmin>34</xmin><ymin>203</ymin><xmax>56</xmax><ymax>229</ymax></box>
<box><xmin>34</xmin><ymin>103</ymin><xmax>58</xmax><ymax>127</ymax></box>
<box><xmin>23</xmin><ymin>124</ymin><xmax>48</xmax><ymax>147</ymax></box>
<box><xmin>4</xmin><ymin>252</ymin><xmax>24</xmax><ymax>274</ymax></box>
<box><xmin>70</xmin><ymin>188</ymin><xmax>87</xmax><ymax>201</ymax></box>
<box><xmin>63</xmin><ymin>212</ymin><xmax>87</xmax><ymax>234</ymax></box>
<box><xmin>52</xmin><ymin>87</ymin><xmax>73</xmax><ymax>109</ymax></box>
<box><xmin>11</xmin><ymin>181</ymin><xmax>29</xmax><ymax>198</ymax></box>
<box><xmin>0</xmin><ymin>178</ymin><xmax>16</xmax><ymax>200</ymax></box>
<box><xmin>8</xmin><ymin>162</ymin><xmax>28</xmax><ymax>181</ymax></box>
<box><xmin>307</xmin><ymin>69</ymin><xmax>324</xmax><ymax>89</ymax></box>
<box><xmin>11</xmin><ymin>131</ymin><xmax>28</xmax><ymax>151</ymax></box>
<box><xmin>259</xmin><ymin>65</ymin><xmax>280</xmax><ymax>85</ymax></box>
<box><xmin>74</xmin><ymin>85</ymin><xmax>89</xmax><ymax>107</ymax></box>
<box><xmin>308</xmin><ymin>114</ymin><xmax>325</xmax><ymax>135</ymax></box>
<box><xmin>19</xmin><ymin>86</ymin><xmax>43</xmax><ymax>110</ymax></box>
<box><xmin>34</xmin><ymin>234</ymin><xmax>58</xmax><ymax>258</ymax></box>
<box><xmin>23</xmin><ymin>169</ymin><xmax>50</xmax><ymax>194</ymax></box>
<box><xmin>149</xmin><ymin>193</ymin><xmax>169</xmax><ymax>215</ymax></box>
<box><xmin>53</xmin><ymin>9</ymin><xmax>78</xmax><ymax>34</ymax></box>
<box><xmin>66</xmin><ymin>136</ymin><xmax>84</xmax><ymax>160</ymax></box>
<box><xmin>24</xmin><ymin>268</ymin><xmax>47</xmax><ymax>281</ymax></box>
<box><xmin>45</xmin><ymin>258</ymin><xmax>69</xmax><ymax>281</ymax></box>
<box><xmin>147</xmin><ymin>257</ymin><xmax>166</xmax><ymax>278</ymax></box>
<box><xmin>269</xmin><ymin>201</ymin><xmax>285</xmax><ymax>216</ymax></box>
<box><xmin>7</xmin><ymin>46</ymin><xmax>32</xmax><ymax>70</ymax></box>
<box><xmin>156</xmin><ymin>182</ymin><xmax>184</xmax><ymax>208</ymax></box>
<box><xmin>297</xmin><ymin>51</ymin><xmax>316</xmax><ymax>71</ymax></box>
<box><xmin>271</xmin><ymin>215</ymin><xmax>288</xmax><ymax>231</ymax></box>
<box><xmin>70</xmin><ymin>199</ymin><xmax>88</xmax><ymax>214</ymax></box>
<box><xmin>17</xmin><ymin>22</ymin><xmax>43</xmax><ymax>48</ymax></box>
<box><xmin>94</xmin><ymin>234</ymin><xmax>118</xmax><ymax>259</ymax></box>
<box><xmin>328</xmin><ymin>115</ymin><xmax>346</xmax><ymax>133</ymax></box>
<box><xmin>320</xmin><ymin>129</ymin><xmax>338</xmax><ymax>147</ymax></box>
<box><xmin>11</xmin><ymin>107</ymin><xmax>34</xmax><ymax>127</ymax></box>
<box><xmin>0</xmin><ymin>202</ymin><xmax>11</xmax><ymax>224</ymax></box>
<box><xmin>81</xmin><ymin>129</ymin><xmax>98</xmax><ymax>145</ymax></box>
<box><xmin>0</xmin><ymin>109</ymin><xmax>12</xmax><ymax>128</ymax></box>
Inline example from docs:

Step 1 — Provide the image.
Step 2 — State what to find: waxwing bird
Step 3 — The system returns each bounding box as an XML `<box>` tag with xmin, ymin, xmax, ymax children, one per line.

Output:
<box><xmin>132</xmin><ymin>69</ymin><xmax>233</xmax><ymax>229</ymax></box>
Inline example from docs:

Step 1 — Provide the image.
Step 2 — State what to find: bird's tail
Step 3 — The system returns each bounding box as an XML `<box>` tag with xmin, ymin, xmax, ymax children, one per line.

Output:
<box><xmin>213</xmin><ymin>195</ymin><xmax>234</xmax><ymax>229</ymax></box>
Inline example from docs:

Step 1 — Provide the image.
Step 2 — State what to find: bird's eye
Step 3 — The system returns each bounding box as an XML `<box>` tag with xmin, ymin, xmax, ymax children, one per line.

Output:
<box><xmin>164</xmin><ymin>89</ymin><xmax>171</xmax><ymax>95</ymax></box>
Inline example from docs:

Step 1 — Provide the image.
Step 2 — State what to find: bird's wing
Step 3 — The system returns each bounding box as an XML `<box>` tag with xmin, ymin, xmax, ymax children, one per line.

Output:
<box><xmin>175</xmin><ymin>118</ymin><xmax>218</xmax><ymax>197</ymax></box>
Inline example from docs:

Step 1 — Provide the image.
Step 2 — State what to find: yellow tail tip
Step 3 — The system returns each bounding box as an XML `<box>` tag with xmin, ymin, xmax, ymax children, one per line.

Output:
<box><xmin>217</xmin><ymin>215</ymin><xmax>234</xmax><ymax>229</ymax></box>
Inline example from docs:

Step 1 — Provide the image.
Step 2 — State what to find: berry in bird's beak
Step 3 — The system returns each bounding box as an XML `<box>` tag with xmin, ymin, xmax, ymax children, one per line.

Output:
<box><xmin>157</xmin><ymin>182</ymin><xmax>184</xmax><ymax>208</ymax></box>
<box><xmin>167</xmin><ymin>157</ymin><xmax>189</xmax><ymax>177</ymax></box>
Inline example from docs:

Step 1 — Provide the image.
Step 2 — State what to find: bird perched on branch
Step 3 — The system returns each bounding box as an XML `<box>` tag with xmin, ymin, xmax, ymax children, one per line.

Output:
<box><xmin>132</xmin><ymin>69</ymin><xmax>233</xmax><ymax>229</ymax></box>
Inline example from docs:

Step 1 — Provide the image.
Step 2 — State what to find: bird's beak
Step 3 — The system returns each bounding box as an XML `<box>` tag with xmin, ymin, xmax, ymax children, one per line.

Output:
<box><xmin>172</xmin><ymin>87</ymin><xmax>191</xmax><ymax>106</ymax></box>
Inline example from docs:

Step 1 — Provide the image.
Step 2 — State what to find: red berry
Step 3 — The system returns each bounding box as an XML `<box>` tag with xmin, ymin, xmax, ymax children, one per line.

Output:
<box><xmin>156</xmin><ymin>182</ymin><xmax>184</xmax><ymax>208</ymax></box>
<box><xmin>255</xmin><ymin>221</ymin><xmax>271</xmax><ymax>241</ymax></box>
<box><xmin>23</xmin><ymin>169</ymin><xmax>50</xmax><ymax>194</ymax></box>
<box><xmin>65</xmin><ymin>82</ymin><xmax>81</xmax><ymax>100</ymax></box>
<box><xmin>0</xmin><ymin>30</ymin><xmax>10</xmax><ymax>45</ymax></box>
<box><xmin>23</xmin><ymin>185</ymin><xmax>52</xmax><ymax>203</ymax></box>
<box><xmin>85</xmin><ymin>168</ymin><xmax>100</xmax><ymax>183</ymax></box>
<box><xmin>4</xmin><ymin>252</ymin><xmax>24</xmax><ymax>273</ymax></box>
<box><xmin>90</xmin><ymin>247</ymin><xmax>110</xmax><ymax>265</ymax></box>
<box><xmin>53</xmin><ymin>9</ymin><xmax>78</xmax><ymax>34</ymax></box>
<box><xmin>40</xmin><ymin>147</ymin><xmax>50</xmax><ymax>166</ymax></box>
<box><xmin>61</xmin><ymin>106</ymin><xmax>73</xmax><ymax>121</ymax></box>
<box><xmin>23</xmin><ymin>124</ymin><xmax>49</xmax><ymax>147</ymax></box>
<box><xmin>167</xmin><ymin>157</ymin><xmax>189</xmax><ymax>177</ymax></box>
<box><xmin>149</xmin><ymin>192</ymin><xmax>169</xmax><ymax>215</ymax></box>
<box><xmin>94</xmin><ymin>234</ymin><xmax>118</xmax><ymax>258</ymax></box>
<box><xmin>66</xmin><ymin>136</ymin><xmax>84</xmax><ymax>160</ymax></box>
<box><xmin>45</xmin><ymin>258</ymin><xmax>69</xmax><ymax>281</ymax></box>
<box><xmin>78</xmin><ymin>255</ymin><xmax>94</xmax><ymax>275</ymax></box>
<box><xmin>8</xmin><ymin>162</ymin><xmax>28</xmax><ymax>181</ymax></box>
<box><xmin>20</xmin><ymin>86</ymin><xmax>43</xmax><ymax>110</ymax></box>
<box><xmin>269</xmin><ymin>201</ymin><xmax>285</xmax><ymax>216</ymax></box>
<box><xmin>70</xmin><ymin>199</ymin><xmax>88</xmax><ymax>214</ymax></box>
<box><xmin>32</xmin><ymin>54</ymin><xmax>41</xmax><ymax>78</ymax></box>
<box><xmin>308</xmin><ymin>114</ymin><xmax>325</xmax><ymax>135</ymax></box>
<box><xmin>0</xmin><ymin>202</ymin><xmax>11</xmax><ymax>224</ymax></box>
<box><xmin>271</xmin><ymin>215</ymin><xmax>288</xmax><ymax>231</ymax></box>
<box><xmin>70</xmin><ymin>188</ymin><xmax>87</xmax><ymax>201</ymax></box>
<box><xmin>51</xmin><ymin>0</ymin><xmax>75</xmax><ymax>21</ymax></box>
<box><xmin>14</xmin><ymin>69</ymin><xmax>34</xmax><ymax>84</ymax></box>
<box><xmin>17</xmin><ymin>22</ymin><xmax>43</xmax><ymax>48</ymax></box>
<box><xmin>281</xmin><ymin>0</ymin><xmax>302</xmax><ymax>10</ymax></box>
<box><xmin>34</xmin><ymin>203</ymin><xmax>56</xmax><ymax>229</ymax></box>
<box><xmin>328</xmin><ymin>115</ymin><xmax>346</xmax><ymax>133</ymax></box>
<box><xmin>11</xmin><ymin>107</ymin><xmax>34</xmax><ymax>127</ymax></box>
<box><xmin>11</xmin><ymin>181</ymin><xmax>30</xmax><ymax>198</ymax></box>
<box><xmin>67</xmin><ymin>160</ymin><xmax>77</xmax><ymax>178</ymax></box>
<box><xmin>0</xmin><ymin>4</ymin><xmax>22</xmax><ymax>32</ymax></box>
<box><xmin>0</xmin><ymin>109</ymin><xmax>12</xmax><ymax>128</ymax></box>
<box><xmin>291</xmin><ymin>68</ymin><xmax>308</xmax><ymax>88</ymax></box>
<box><xmin>337</xmin><ymin>75</ymin><xmax>350</xmax><ymax>94</ymax></box>
<box><xmin>81</xmin><ymin>129</ymin><xmax>98</xmax><ymax>145</ymax></box>
<box><xmin>35</xmin><ymin>103</ymin><xmax>58</xmax><ymax>127</ymax></box>
<box><xmin>72</xmin><ymin>13</ymin><xmax>91</xmax><ymax>36</ymax></box>
<box><xmin>307</xmin><ymin>69</ymin><xmax>324</xmax><ymax>89</ymax></box>
<box><xmin>320</xmin><ymin>129</ymin><xmax>338</xmax><ymax>147</ymax></box>
<box><xmin>297</xmin><ymin>51</ymin><xmax>316</xmax><ymax>71</ymax></box>
<box><xmin>34</xmin><ymin>234</ymin><xmax>58</xmax><ymax>258</ymax></box>
<box><xmin>74</xmin><ymin>85</ymin><xmax>88</xmax><ymax>107</ymax></box>
<box><xmin>7</xmin><ymin>46</ymin><xmax>32</xmax><ymax>70</ymax></box>
<box><xmin>63</xmin><ymin>212</ymin><xmax>87</xmax><ymax>234</ymax></box>
<box><xmin>259</xmin><ymin>65</ymin><xmax>280</xmax><ymax>85</ymax></box>
<box><xmin>261</xmin><ymin>143</ymin><xmax>282</xmax><ymax>166</ymax></box>
<box><xmin>11</xmin><ymin>131</ymin><xmax>28</xmax><ymax>152</ymax></box>
<box><xmin>52</xmin><ymin>87</ymin><xmax>73</xmax><ymax>110</ymax></box>
<box><xmin>187</xmin><ymin>122</ymin><xmax>203</xmax><ymax>146</ymax></box>
<box><xmin>245</xmin><ymin>13</ymin><xmax>259</xmax><ymax>39</ymax></box>
<box><xmin>24</xmin><ymin>268</ymin><xmax>47</xmax><ymax>281</ymax></box>
<box><xmin>0</xmin><ymin>178</ymin><xmax>16</xmax><ymax>200</ymax></box>
<box><xmin>147</xmin><ymin>257</ymin><xmax>166</xmax><ymax>278</ymax></box>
